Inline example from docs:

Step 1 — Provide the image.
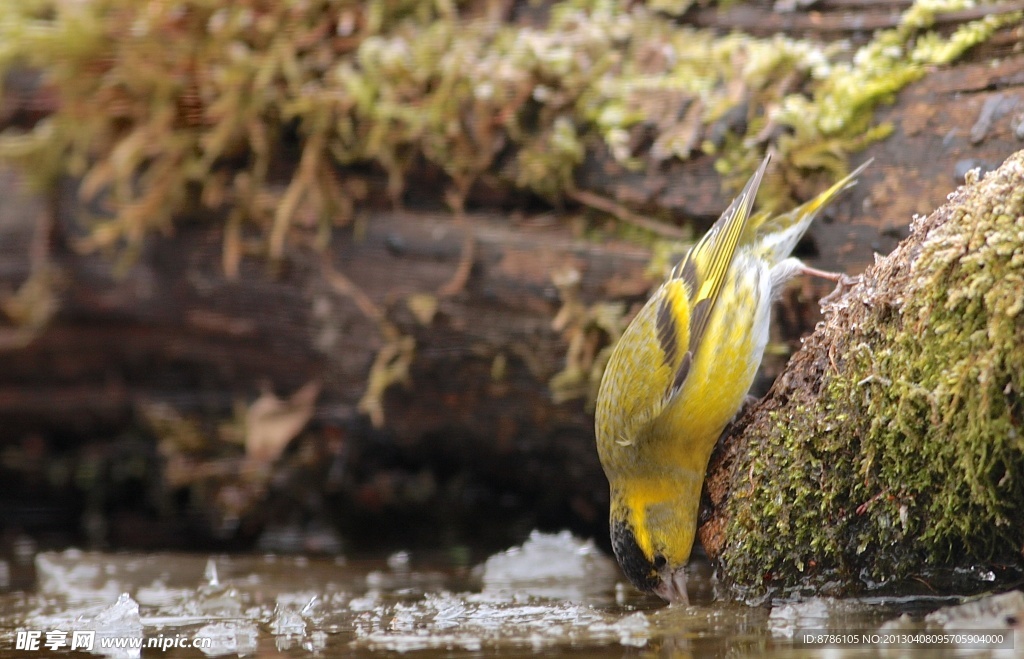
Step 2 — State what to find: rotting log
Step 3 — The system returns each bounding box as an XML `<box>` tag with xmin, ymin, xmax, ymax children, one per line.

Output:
<box><xmin>699</xmin><ymin>149</ymin><xmax>1024</xmax><ymax>600</ymax></box>
<box><xmin>686</xmin><ymin>0</ymin><xmax>1024</xmax><ymax>38</ymax></box>
<box><xmin>0</xmin><ymin>168</ymin><xmax>656</xmax><ymax>549</ymax></box>
<box><xmin>0</xmin><ymin>180</ymin><xmax>653</xmax><ymax>433</ymax></box>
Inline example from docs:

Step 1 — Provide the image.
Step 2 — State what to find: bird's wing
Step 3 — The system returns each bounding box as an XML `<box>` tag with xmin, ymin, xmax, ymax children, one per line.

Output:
<box><xmin>607</xmin><ymin>278</ymin><xmax>692</xmax><ymax>447</ymax></box>
<box><xmin>600</xmin><ymin>156</ymin><xmax>770</xmax><ymax>449</ymax></box>
<box><xmin>653</xmin><ymin>278</ymin><xmax>693</xmax><ymax>399</ymax></box>
<box><xmin>669</xmin><ymin>155</ymin><xmax>770</xmax><ymax>373</ymax></box>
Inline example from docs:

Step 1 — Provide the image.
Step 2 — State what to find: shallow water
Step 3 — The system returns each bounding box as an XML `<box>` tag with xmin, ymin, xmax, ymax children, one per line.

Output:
<box><xmin>0</xmin><ymin>531</ymin><xmax>1019</xmax><ymax>658</ymax></box>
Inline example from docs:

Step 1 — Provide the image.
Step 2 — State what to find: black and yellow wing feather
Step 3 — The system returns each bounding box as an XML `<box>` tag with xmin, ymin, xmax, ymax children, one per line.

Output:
<box><xmin>663</xmin><ymin>154</ymin><xmax>770</xmax><ymax>396</ymax></box>
<box><xmin>598</xmin><ymin>155</ymin><xmax>770</xmax><ymax>449</ymax></box>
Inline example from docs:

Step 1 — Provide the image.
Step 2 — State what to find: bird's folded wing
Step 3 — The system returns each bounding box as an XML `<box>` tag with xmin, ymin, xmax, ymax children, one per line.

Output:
<box><xmin>671</xmin><ymin>155</ymin><xmax>770</xmax><ymax>376</ymax></box>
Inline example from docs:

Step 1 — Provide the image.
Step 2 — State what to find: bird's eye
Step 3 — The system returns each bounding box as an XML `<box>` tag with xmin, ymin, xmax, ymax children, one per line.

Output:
<box><xmin>653</xmin><ymin>554</ymin><xmax>667</xmax><ymax>570</ymax></box>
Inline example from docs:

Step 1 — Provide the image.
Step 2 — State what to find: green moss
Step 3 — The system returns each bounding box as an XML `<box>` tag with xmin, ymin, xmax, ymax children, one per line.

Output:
<box><xmin>719</xmin><ymin>152</ymin><xmax>1024</xmax><ymax>598</ymax></box>
<box><xmin>0</xmin><ymin>0</ymin><xmax>1015</xmax><ymax>270</ymax></box>
<box><xmin>775</xmin><ymin>0</ymin><xmax>1021</xmax><ymax>182</ymax></box>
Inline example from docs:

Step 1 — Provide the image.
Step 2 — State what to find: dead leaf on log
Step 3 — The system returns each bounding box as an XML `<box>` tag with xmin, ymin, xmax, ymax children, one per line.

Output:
<box><xmin>245</xmin><ymin>380</ymin><xmax>321</xmax><ymax>465</ymax></box>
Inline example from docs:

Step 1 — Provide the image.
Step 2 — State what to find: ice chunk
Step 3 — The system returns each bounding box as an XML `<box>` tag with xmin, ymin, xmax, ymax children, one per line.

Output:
<box><xmin>350</xmin><ymin>590</ymin><xmax>634</xmax><ymax>652</ymax></box>
<box><xmin>134</xmin><ymin>581</ymin><xmax>191</xmax><ymax>608</ymax></box>
<box><xmin>304</xmin><ymin>629</ymin><xmax>328</xmax><ymax>652</ymax></box>
<box><xmin>387</xmin><ymin>550</ymin><xmax>411</xmax><ymax>571</ymax></box>
<box><xmin>35</xmin><ymin>551</ymin><xmax>122</xmax><ymax>603</ymax></box>
<box><xmin>614</xmin><ymin>611</ymin><xmax>650</xmax><ymax>647</ymax></box>
<box><xmin>588</xmin><ymin>610</ymin><xmax>650</xmax><ymax>648</ymax></box>
<box><xmin>270</xmin><ymin>606</ymin><xmax>307</xmax><ymax>636</ymax></box>
<box><xmin>196</xmin><ymin>621</ymin><xmax>259</xmax><ymax>657</ymax></box>
<box><xmin>203</xmin><ymin>559</ymin><xmax>219</xmax><ymax>587</ymax></box>
<box><xmin>926</xmin><ymin>590</ymin><xmax>1024</xmax><ymax>630</ymax></box>
<box><xmin>483</xmin><ymin>531</ymin><xmax>603</xmax><ymax>582</ymax></box>
<box><xmin>43</xmin><ymin>593</ymin><xmax>145</xmax><ymax>659</ymax></box>
<box><xmin>190</xmin><ymin>585</ymin><xmax>245</xmax><ymax>617</ymax></box>
<box><xmin>926</xmin><ymin>588</ymin><xmax>1024</xmax><ymax>652</ymax></box>
<box><xmin>480</xmin><ymin>530</ymin><xmax>618</xmax><ymax>600</ymax></box>
<box><xmin>349</xmin><ymin>591</ymin><xmax>381</xmax><ymax>612</ymax></box>
<box><xmin>92</xmin><ymin>593</ymin><xmax>142</xmax><ymax>630</ymax></box>
<box><xmin>768</xmin><ymin>598</ymin><xmax>833</xmax><ymax>638</ymax></box>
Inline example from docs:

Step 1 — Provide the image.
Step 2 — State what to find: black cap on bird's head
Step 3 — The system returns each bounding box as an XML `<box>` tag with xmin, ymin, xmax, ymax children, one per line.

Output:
<box><xmin>610</xmin><ymin>519</ymin><xmax>689</xmax><ymax>604</ymax></box>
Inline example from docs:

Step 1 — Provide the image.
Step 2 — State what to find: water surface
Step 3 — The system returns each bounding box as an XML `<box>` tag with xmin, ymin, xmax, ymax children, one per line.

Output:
<box><xmin>0</xmin><ymin>532</ymin><xmax>1018</xmax><ymax>657</ymax></box>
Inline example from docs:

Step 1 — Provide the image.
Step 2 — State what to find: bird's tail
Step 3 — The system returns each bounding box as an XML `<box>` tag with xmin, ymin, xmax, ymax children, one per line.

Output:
<box><xmin>750</xmin><ymin>159</ymin><xmax>872</xmax><ymax>267</ymax></box>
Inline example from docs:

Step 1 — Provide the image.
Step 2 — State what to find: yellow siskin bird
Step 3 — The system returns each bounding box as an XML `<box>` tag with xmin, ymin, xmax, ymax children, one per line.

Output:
<box><xmin>594</xmin><ymin>153</ymin><xmax>869</xmax><ymax>604</ymax></box>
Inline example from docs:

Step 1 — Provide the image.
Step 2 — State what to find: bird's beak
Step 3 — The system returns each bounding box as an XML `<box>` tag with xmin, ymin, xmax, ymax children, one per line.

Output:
<box><xmin>654</xmin><ymin>566</ymin><xmax>689</xmax><ymax>605</ymax></box>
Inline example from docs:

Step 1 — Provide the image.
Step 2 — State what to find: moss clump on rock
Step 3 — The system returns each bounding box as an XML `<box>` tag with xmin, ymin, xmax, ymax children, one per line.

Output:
<box><xmin>716</xmin><ymin>150</ymin><xmax>1024</xmax><ymax>600</ymax></box>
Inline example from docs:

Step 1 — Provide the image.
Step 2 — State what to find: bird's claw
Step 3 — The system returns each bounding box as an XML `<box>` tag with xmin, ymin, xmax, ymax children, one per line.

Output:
<box><xmin>820</xmin><ymin>273</ymin><xmax>861</xmax><ymax>306</ymax></box>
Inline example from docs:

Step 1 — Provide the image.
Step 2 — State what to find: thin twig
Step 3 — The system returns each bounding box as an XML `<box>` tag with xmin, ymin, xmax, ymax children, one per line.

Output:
<box><xmin>438</xmin><ymin>216</ymin><xmax>477</xmax><ymax>298</ymax></box>
<box><xmin>568</xmin><ymin>188</ymin><xmax>689</xmax><ymax>240</ymax></box>
<box><xmin>322</xmin><ymin>256</ymin><xmax>386</xmax><ymax>325</ymax></box>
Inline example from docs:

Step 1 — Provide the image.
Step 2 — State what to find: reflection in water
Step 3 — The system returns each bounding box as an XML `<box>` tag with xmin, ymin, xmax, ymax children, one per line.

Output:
<box><xmin>0</xmin><ymin>532</ymin><xmax>1019</xmax><ymax>658</ymax></box>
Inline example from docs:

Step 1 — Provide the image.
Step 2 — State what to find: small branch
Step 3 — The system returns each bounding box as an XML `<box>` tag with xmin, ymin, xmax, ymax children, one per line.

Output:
<box><xmin>437</xmin><ymin>193</ymin><xmax>477</xmax><ymax>298</ymax></box>
<box><xmin>568</xmin><ymin>188</ymin><xmax>689</xmax><ymax>240</ymax></box>
<box><xmin>322</xmin><ymin>256</ymin><xmax>386</xmax><ymax>325</ymax></box>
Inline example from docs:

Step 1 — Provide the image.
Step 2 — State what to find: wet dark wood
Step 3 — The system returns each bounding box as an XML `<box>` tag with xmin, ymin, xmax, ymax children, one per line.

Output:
<box><xmin>0</xmin><ymin>171</ymin><xmax>651</xmax><ymax>548</ymax></box>
<box><xmin>0</xmin><ymin>177</ymin><xmax>650</xmax><ymax>432</ymax></box>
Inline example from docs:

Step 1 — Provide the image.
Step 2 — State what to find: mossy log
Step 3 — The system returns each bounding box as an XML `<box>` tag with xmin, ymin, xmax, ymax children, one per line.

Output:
<box><xmin>699</xmin><ymin>149</ymin><xmax>1024</xmax><ymax>600</ymax></box>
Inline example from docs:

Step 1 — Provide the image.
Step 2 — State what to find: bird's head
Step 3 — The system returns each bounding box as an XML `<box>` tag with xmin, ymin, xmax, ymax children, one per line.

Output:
<box><xmin>608</xmin><ymin>488</ymin><xmax>695</xmax><ymax>604</ymax></box>
<box><xmin>594</xmin><ymin>324</ymin><xmax>701</xmax><ymax>605</ymax></box>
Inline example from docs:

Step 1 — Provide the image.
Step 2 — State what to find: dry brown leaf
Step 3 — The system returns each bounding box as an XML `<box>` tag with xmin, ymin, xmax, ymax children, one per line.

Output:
<box><xmin>245</xmin><ymin>380</ymin><xmax>321</xmax><ymax>464</ymax></box>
